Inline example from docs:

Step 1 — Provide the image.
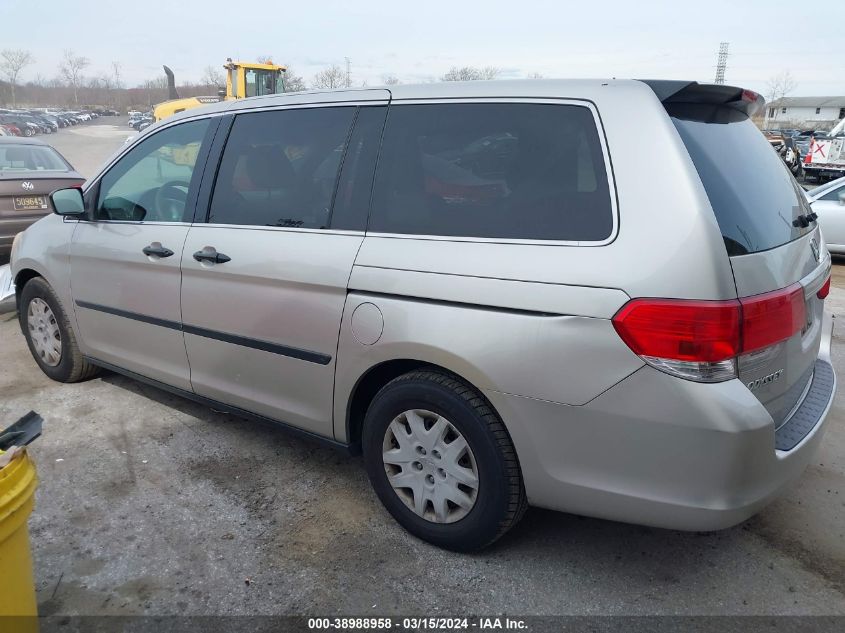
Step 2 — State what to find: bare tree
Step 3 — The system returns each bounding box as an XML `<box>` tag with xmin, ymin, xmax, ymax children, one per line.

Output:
<box><xmin>441</xmin><ymin>66</ymin><xmax>501</xmax><ymax>82</ymax></box>
<box><xmin>766</xmin><ymin>71</ymin><xmax>797</xmax><ymax>104</ymax></box>
<box><xmin>256</xmin><ymin>55</ymin><xmax>276</xmax><ymax>65</ymax></box>
<box><xmin>201</xmin><ymin>64</ymin><xmax>224</xmax><ymax>88</ymax></box>
<box><xmin>60</xmin><ymin>50</ymin><xmax>90</xmax><ymax>105</ymax></box>
<box><xmin>312</xmin><ymin>65</ymin><xmax>346</xmax><ymax>89</ymax></box>
<box><xmin>382</xmin><ymin>74</ymin><xmax>401</xmax><ymax>85</ymax></box>
<box><xmin>281</xmin><ymin>65</ymin><xmax>306</xmax><ymax>92</ymax></box>
<box><xmin>526</xmin><ymin>72</ymin><xmax>544</xmax><ymax>79</ymax></box>
<box><xmin>477</xmin><ymin>66</ymin><xmax>501</xmax><ymax>80</ymax></box>
<box><xmin>0</xmin><ymin>49</ymin><xmax>34</xmax><ymax>107</ymax></box>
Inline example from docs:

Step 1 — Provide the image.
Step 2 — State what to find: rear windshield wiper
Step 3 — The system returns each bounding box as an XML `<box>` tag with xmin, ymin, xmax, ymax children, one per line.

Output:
<box><xmin>793</xmin><ymin>212</ymin><xmax>818</xmax><ymax>228</ymax></box>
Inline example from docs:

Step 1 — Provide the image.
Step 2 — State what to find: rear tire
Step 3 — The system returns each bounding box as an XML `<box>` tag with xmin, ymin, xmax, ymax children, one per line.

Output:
<box><xmin>19</xmin><ymin>277</ymin><xmax>100</xmax><ymax>383</ymax></box>
<box><xmin>362</xmin><ymin>369</ymin><xmax>527</xmax><ymax>551</ymax></box>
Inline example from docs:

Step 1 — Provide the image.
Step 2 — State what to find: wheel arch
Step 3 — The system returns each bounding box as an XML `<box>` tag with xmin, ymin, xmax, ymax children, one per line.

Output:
<box><xmin>344</xmin><ymin>358</ymin><xmax>505</xmax><ymax>454</ymax></box>
<box><xmin>14</xmin><ymin>267</ymin><xmax>43</xmax><ymax>314</ymax></box>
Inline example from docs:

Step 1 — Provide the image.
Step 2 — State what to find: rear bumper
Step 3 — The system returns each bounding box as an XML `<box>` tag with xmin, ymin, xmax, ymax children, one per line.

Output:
<box><xmin>489</xmin><ymin>311</ymin><xmax>836</xmax><ymax>531</ymax></box>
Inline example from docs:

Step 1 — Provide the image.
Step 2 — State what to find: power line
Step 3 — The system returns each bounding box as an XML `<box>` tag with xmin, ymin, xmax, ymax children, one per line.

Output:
<box><xmin>714</xmin><ymin>42</ymin><xmax>729</xmax><ymax>84</ymax></box>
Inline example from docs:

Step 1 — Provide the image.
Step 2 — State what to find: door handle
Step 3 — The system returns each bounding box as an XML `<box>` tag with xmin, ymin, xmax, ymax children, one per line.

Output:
<box><xmin>142</xmin><ymin>243</ymin><xmax>174</xmax><ymax>258</ymax></box>
<box><xmin>193</xmin><ymin>247</ymin><xmax>231</xmax><ymax>264</ymax></box>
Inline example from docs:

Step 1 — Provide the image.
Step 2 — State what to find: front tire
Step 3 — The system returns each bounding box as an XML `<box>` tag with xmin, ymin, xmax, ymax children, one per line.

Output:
<box><xmin>19</xmin><ymin>277</ymin><xmax>100</xmax><ymax>383</ymax></box>
<box><xmin>362</xmin><ymin>369</ymin><xmax>527</xmax><ymax>551</ymax></box>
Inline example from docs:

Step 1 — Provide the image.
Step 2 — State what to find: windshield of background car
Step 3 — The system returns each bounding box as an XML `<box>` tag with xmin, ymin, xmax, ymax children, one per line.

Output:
<box><xmin>0</xmin><ymin>144</ymin><xmax>69</xmax><ymax>173</ymax></box>
<box><xmin>669</xmin><ymin>103</ymin><xmax>813</xmax><ymax>256</ymax></box>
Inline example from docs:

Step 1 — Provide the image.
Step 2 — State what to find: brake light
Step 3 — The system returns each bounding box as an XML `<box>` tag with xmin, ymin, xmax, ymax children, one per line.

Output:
<box><xmin>612</xmin><ymin>299</ymin><xmax>740</xmax><ymax>363</ymax></box>
<box><xmin>739</xmin><ymin>284</ymin><xmax>805</xmax><ymax>354</ymax></box>
<box><xmin>612</xmin><ymin>284</ymin><xmax>808</xmax><ymax>383</ymax></box>
<box><xmin>817</xmin><ymin>276</ymin><xmax>831</xmax><ymax>299</ymax></box>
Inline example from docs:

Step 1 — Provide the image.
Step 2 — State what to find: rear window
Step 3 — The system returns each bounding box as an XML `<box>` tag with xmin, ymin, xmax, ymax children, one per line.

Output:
<box><xmin>369</xmin><ymin>103</ymin><xmax>613</xmax><ymax>241</ymax></box>
<box><xmin>669</xmin><ymin>103</ymin><xmax>812</xmax><ymax>256</ymax></box>
<box><xmin>0</xmin><ymin>144</ymin><xmax>69</xmax><ymax>173</ymax></box>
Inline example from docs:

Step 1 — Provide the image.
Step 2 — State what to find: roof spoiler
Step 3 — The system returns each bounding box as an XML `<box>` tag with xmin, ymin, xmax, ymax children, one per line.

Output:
<box><xmin>639</xmin><ymin>80</ymin><xmax>765</xmax><ymax>117</ymax></box>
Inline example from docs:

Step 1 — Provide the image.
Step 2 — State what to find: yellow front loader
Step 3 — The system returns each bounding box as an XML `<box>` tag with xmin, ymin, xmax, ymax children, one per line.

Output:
<box><xmin>153</xmin><ymin>59</ymin><xmax>287</xmax><ymax>122</ymax></box>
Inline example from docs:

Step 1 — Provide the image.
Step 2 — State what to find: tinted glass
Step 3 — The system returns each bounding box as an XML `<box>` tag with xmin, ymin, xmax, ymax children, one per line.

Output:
<box><xmin>97</xmin><ymin>119</ymin><xmax>210</xmax><ymax>222</ymax></box>
<box><xmin>0</xmin><ymin>144</ymin><xmax>69</xmax><ymax>172</ymax></box>
<box><xmin>669</xmin><ymin>104</ymin><xmax>813</xmax><ymax>256</ymax></box>
<box><xmin>330</xmin><ymin>106</ymin><xmax>387</xmax><ymax>231</ymax></box>
<box><xmin>369</xmin><ymin>103</ymin><xmax>613</xmax><ymax>241</ymax></box>
<box><xmin>208</xmin><ymin>107</ymin><xmax>356</xmax><ymax>228</ymax></box>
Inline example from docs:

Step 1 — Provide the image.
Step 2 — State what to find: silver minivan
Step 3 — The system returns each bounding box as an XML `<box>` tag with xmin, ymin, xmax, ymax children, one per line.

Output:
<box><xmin>9</xmin><ymin>79</ymin><xmax>836</xmax><ymax>550</ymax></box>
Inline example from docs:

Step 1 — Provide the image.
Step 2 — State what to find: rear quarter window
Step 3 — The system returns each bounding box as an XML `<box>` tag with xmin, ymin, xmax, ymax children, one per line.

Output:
<box><xmin>669</xmin><ymin>103</ymin><xmax>813</xmax><ymax>256</ymax></box>
<box><xmin>369</xmin><ymin>102</ymin><xmax>614</xmax><ymax>241</ymax></box>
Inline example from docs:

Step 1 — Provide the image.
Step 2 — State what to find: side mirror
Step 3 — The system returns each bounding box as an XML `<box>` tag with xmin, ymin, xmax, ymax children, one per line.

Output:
<box><xmin>50</xmin><ymin>187</ymin><xmax>86</xmax><ymax>216</ymax></box>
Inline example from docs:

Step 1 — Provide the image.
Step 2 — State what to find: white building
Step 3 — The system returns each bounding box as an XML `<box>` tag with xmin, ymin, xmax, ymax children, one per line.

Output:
<box><xmin>763</xmin><ymin>96</ymin><xmax>845</xmax><ymax>130</ymax></box>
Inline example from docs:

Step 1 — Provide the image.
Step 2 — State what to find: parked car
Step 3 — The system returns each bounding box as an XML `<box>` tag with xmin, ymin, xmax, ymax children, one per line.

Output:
<box><xmin>806</xmin><ymin>177</ymin><xmax>845</xmax><ymax>254</ymax></box>
<box><xmin>8</xmin><ymin>79</ymin><xmax>835</xmax><ymax>550</ymax></box>
<box><xmin>0</xmin><ymin>126</ymin><xmax>10</xmax><ymax>136</ymax></box>
<box><xmin>0</xmin><ymin>137</ymin><xmax>84</xmax><ymax>262</ymax></box>
<box><xmin>132</xmin><ymin>115</ymin><xmax>153</xmax><ymax>131</ymax></box>
<box><xmin>30</xmin><ymin>115</ymin><xmax>57</xmax><ymax>133</ymax></box>
<box><xmin>0</xmin><ymin>124</ymin><xmax>21</xmax><ymax>136</ymax></box>
<box><xmin>0</xmin><ymin>116</ymin><xmax>38</xmax><ymax>137</ymax></box>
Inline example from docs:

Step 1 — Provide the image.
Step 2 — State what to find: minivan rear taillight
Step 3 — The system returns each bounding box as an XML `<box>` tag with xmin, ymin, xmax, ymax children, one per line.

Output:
<box><xmin>612</xmin><ymin>284</ymin><xmax>807</xmax><ymax>383</ymax></box>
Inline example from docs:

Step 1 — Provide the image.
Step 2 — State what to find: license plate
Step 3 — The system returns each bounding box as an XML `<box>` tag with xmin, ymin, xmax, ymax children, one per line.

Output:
<box><xmin>13</xmin><ymin>195</ymin><xmax>48</xmax><ymax>211</ymax></box>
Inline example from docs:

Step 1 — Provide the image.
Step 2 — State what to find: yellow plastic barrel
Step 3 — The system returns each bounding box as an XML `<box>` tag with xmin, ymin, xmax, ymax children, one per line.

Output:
<box><xmin>0</xmin><ymin>448</ymin><xmax>38</xmax><ymax>617</ymax></box>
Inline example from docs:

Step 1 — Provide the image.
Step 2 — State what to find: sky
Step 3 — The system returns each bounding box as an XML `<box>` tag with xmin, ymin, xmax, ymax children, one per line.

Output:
<box><xmin>2</xmin><ymin>0</ymin><xmax>843</xmax><ymax>96</ymax></box>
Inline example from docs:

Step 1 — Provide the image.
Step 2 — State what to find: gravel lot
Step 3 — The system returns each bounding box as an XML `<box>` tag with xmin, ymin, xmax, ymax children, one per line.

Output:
<box><xmin>0</xmin><ymin>122</ymin><xmax>843</xmax><ymax>617</ymax></box>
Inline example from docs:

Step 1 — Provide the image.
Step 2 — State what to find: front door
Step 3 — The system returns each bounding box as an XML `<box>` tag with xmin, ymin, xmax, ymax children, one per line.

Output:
<box><xmin>70</xmin><ymin>118</ymin><xmax>214</xmax><ymax>390</ymax></box>
<box><xmin>180</xmin><ymin>101</ymin><xmax>386</xmax><ymax>436</ymax></box>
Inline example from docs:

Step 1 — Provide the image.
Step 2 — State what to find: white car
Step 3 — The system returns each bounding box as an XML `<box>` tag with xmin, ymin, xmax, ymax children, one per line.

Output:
<box><xmin>806</xmin><ymin>177</ymin><xmax>845</xmax><ymax>254</ymax></box>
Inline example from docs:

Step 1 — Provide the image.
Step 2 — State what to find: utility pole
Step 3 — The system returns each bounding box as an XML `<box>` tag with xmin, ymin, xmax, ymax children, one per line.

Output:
<box><xmin>345</xmin><ymin>57</ymin><xmax>351</xmax><ymax>88</ymax></box>
<box><xmin>714</xmin><ymin>42</ymin><xmax>729</xmax><ymax>84</ymax></box>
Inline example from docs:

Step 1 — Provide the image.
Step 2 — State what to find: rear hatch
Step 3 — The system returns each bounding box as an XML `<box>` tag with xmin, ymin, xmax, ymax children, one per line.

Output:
<box><xmin>649</xmin><ymin>81</ymin><xmax>828</xmax><ymax>429</ymax></box>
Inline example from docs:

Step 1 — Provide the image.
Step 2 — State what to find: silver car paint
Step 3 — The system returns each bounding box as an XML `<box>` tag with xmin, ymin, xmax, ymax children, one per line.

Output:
<box><xmin>69</xmin><ymin>221</ymin><xmax>193</xmax><ymax>390</ymax></box>
<box><xmin>180</xmin><ymin>225</ymin><xmax>365</xmax><ymax>436</ymax></box>
<box><xmin>485</xmin><ymin>310</ymin><xmax>834</xmax><ymax>530</ymax></box>
<box><xmin>9</xmin><ymin>79</ymin><xmax>837</xmax><ymax>532</ymax></box>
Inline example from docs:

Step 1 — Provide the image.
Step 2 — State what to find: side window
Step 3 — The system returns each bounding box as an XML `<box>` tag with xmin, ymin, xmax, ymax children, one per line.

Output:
<box><xmin>96</xmin><ymin>119</ymin><xmax>210</xmax><ymax>222</ymax></box>
<box><xmin>369</xmin><ymin>103</ymin><xmax>613</xmax><ymax>241</ymax></box>
<box><xmin>207</xmin><ymin>107</ymin><xmax>356</xmax><ymax>228</ymax></box>
<box><xmin>820</xmin><ymin>187</ymin><xmax>844</xmax><ymax>202</ymax></box>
